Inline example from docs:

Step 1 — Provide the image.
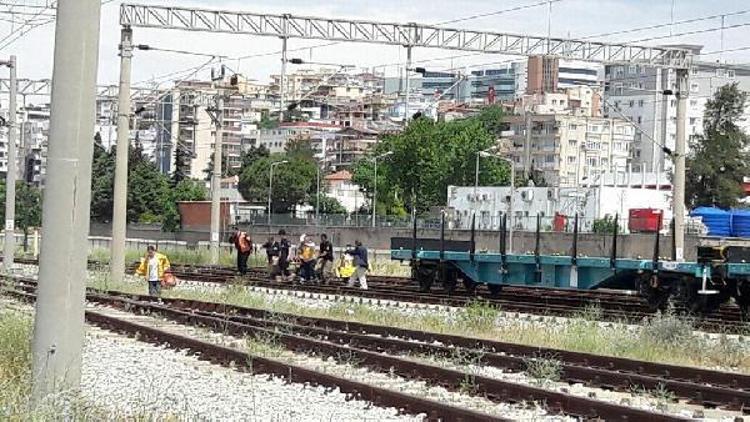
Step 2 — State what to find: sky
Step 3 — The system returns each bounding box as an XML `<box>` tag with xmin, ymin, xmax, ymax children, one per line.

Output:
<box><xmin>1</xmin><ymin>0</ymin><xmax>750</xmax><ymax>95</ymax></box>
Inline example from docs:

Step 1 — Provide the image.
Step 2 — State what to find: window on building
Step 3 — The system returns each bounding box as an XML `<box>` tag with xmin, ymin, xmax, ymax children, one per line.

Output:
<box><xmin>628</xmin><ymin>65</ymin><xmax>636</xmax><ymax>74</ymax></box>
<box><xmin>691</xmin><ymin>83</ymin><xmax>699</xmax><ymax>93</ymax></box>
<box><xmin>690</xmin><ymin>99</ymin><xmax>698</xmax><ymax>107</ymax></box>
<box><xmin>567</xmin><ymin>156</ymin><xmax>576</xmax><ymax>164</ymax></box>
<box><xmin>670</xmin><ymin>99</ymin><xmax>676</xmax><ymax>108</ymax></box>
<box><xmin>588</xmin><ymin>157</ymin><xmax>598</xmax><ymax>166</ymax></box>
<box><xmin>629</xmin><ymin>100</ymin><xmax>634</xmax><ymax>107</ymax></box>
<box><xmin>636</xmin><ymin>150</ymin><xmax>641</xmax><ymax>158</ymax></box>
<box><xmin>637</xmin><ymin>116</ymin><xmax>642</xmax><ymax>124</ymax></box>
<box><xmin>545</xmin><ymin>155</ymin><xmax>555</xmax><ymax>163</ymax></box>
<box><xmin>569</xmin><ymin>123</ymin><xmax>577</xmax><ymax>130</ymax></box>
<box><xmin>568</xmin><ymin>139</ymin><xmax>577</xmax><ymax>147</ymax></box>
<box><xmin>729</xmin><ymin>70</ymin><xmax>736</xmax><ymax>78</ymax></box>
<box><xmin>560</xmin><ymin>100</ymin><xmax>566</xmax><ymax>106</ymax></box>
<box><xmin>638</xmin><ymin>99</ymin><xmax>644</xmax><ymax>107</ymax></box>
<box><xmin>551</xmin><ymin>99</ymin><xmax>557</xmax><ymax>105</ymax></box>
<box><xmin>689</xmin><ymin>117</ymin><xmax>697</xmax><ymax>125</ymax></box>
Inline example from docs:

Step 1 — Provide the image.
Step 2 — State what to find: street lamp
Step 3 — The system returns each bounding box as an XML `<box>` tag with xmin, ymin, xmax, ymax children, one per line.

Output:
<box><xmin>372</xmin><ymin>151</ymin><xmax>393</xmax><ymax>228</ymax></box>
<box><xmin>475</xmin><ymin>146</ymin><xmax>498</xmax><ymax>194</ymax></box>
<box><xmin>268</xmin><ymin>160</ymin><xmax>289</xmax><ymax>227</ymax></box>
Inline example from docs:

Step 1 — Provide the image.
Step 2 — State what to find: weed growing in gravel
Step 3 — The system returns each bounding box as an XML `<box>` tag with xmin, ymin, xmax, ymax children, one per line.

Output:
<box><xmin>523</xmin><ymin>356</ymin><xmax>563</xmax><ymax>387</ymax></box>
<box><xmin>245</xmin><ymin>331</ymin><xmax>285</xmax><ymax>358</ymax></box>
<box><xmin>455</xmin><ymin>300</ymin><xmax>500</xmax><ymax>332</ymax></box>
<box><xmin>639</xmin><ymin>308</ymin><xmax>695</xmax><ymax>349</ymax></box>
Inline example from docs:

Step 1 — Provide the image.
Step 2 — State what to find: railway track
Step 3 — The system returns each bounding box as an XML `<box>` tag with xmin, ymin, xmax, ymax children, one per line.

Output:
<box><xmin>6</xmin><ymin>277</ymin><xmax>736</xmax><ymax>420</ymax></box>
<box><xmin>10</xmin><ymin>258</ymin><xmax>750</xmax><ymax>331</ymax></box>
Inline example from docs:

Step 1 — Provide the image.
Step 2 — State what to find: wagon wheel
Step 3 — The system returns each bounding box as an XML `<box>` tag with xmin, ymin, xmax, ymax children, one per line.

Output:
<box><xmin>462</xmin><ymin>278</ymin><xmax>477</xmax><ymax>295</ymax></box>
<box><xmin>487</xmin><ymin>283</ymin><xmax>503</xmax><ymax>298</ymax></box>
<box><xmin>415</xmin><ymin>265</ymin><xmax>435</xmax><ymax>293</ymax></box>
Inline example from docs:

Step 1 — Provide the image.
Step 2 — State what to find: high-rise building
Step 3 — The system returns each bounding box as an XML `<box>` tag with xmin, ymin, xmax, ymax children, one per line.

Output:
<box><xmin>526</xmin><ymin>55</ymin><xmax>602</xmax><ymax>94</ymax></box>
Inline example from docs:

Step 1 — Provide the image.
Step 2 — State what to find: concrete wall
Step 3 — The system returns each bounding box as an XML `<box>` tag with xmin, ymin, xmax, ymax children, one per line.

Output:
<box><xmin>87</xmin><ymin>222</ymin><xmax>699</xmax><ymax>260</ymax></box>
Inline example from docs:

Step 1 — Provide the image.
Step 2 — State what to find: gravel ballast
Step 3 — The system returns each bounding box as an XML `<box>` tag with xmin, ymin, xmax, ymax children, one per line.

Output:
<box><xmin>81</xmin><ymin>326</ymin><xmax>421</xmax><ymax>421</ymax></box>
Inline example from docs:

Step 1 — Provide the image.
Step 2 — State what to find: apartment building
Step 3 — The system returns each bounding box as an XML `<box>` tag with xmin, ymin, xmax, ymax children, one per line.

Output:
<box><xmin>604</xmin><ymin>46</ymin><xmax>750</xmax><ymax>173</ymax></box>
<box><xmin>506</xmin><ymin>112</ymin><xmax>634</xmax><ymax>188</ymax></box>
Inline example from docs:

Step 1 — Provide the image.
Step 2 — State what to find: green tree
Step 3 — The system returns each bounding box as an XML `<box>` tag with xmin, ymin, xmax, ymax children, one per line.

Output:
<box><xmin>127</xmin><ymin>148</ymin><xmax>170</xmax><ymax>223</ymax></box>
<box><xmin>686</xmin><ymin>82</ymin><xmax>750</xmax><ymax>208</ymax></box>
<box><xmin>355</xmin><ymin>115</ymin><xmax>509</xmax><ymax>213</ymax></box>
<box><xmin>162</xmin><ymin>179</ymin><xmax>208</xmax><ymax>232</ymax></box>
<box><xmin>315</xmin><ymin>193</ymin><xmax>347</xmax><ymax>214</ymax></box>
<box><xmin>171</xmin><ymin>145</ymin><xmax>193</xmax><ymax>186</ymax></box>
<box><xmin>240</xmin><ymin>145</ymin><xmax>270</xmax><ymax>169</ymax></box>
<box><xmin>258</xmin><ymin>114</ymin><xmax>278</xmax><ymax>130</ymax></box>
<box><xmin>90</xmin><ymin>141</ymin><xmax>115</xmax><ymax>222</ymax></box>
<box><xmin>475</xmin><ymin>105</ymin><xmax>507</xmax><ymax>138</ymax></box>
<box><xmin>0</xmin><ymin>181</ymin><xmax>42</xmax><ymax>250</ymax></box>
<box><xmin>237</xmin><ymin>155</ymin><xmax>317</xmax><ymax>213</ymax></box>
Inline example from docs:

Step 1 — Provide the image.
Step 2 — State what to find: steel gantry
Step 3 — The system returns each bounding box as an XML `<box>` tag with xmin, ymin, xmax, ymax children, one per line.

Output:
<box><xmin>109</xmin><ymin>3</ymin><xmax>695</xmax><ymax>284</ymax></box>
<box><xmin>119</xmin><ymin>3</ymin><xmax>692</xmax><ymax>68</ymax></box>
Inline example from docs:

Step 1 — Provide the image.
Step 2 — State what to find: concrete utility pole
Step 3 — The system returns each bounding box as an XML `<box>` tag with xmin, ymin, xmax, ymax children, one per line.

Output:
<box><xmin>673</xmin><ymin>68</ymin><xmax>689</xmax><ymax>261</ymax></box>
<box><xmin>170</xmin><ymin>88</ymin><xmax>180</xmax><ymax>173</ymax></box>
<box><xmin>278</xmin><ymin>37</ymin><xmax>288</xmax><ymax>122</ymax></box>
<box><xmin>404</xmin><ymin>46</ymin><xmax>412</xmax><ymax>121</ymax></box>
<box><xmin>110</xmin><ymin>27</ymin><xmax>133</xmax><ymax>284</ymax></box>
<box><xmin>209</xmin><ymin>94</ymin><xmax>224</xmax><ymax>265</ymax></box>
<box><xmin>2</xmin><ymin>55</ymin><xmax>16</xmax><ymax>271</ymax></box>
<box><xmin>32</xmin><ymin>0</ymin><xmax>101</xmax><ymax>400</ymax></box>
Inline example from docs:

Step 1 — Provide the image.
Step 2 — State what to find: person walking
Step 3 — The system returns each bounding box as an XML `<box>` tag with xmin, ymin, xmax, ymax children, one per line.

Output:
<box><xmin>230</xmin><ymin>227</ymin><xmax>252</xmax><ymax>275</ymax></box>
<box><xmin>347</xmin><ymin>240</ymin><xmax>369</xmax><ymax>290</ymax></box>
<box><xmin>317</xmin><ymin>233</ymin><xmax>334</xmax><ymax>284</ymax></box>
<box><xmin>271</xmin><ymin>230</ymin><xmax>291</xmax><ymax>282</ymax></box>
<box><xmin>135</xmin><ymin>245</ymin><xmax>171</xmax><ymax>297</ymax></box>
<box><xmin>262</xmin><ymin>236</ymin><xmax>275</xmax><ymax>278</ymax></box>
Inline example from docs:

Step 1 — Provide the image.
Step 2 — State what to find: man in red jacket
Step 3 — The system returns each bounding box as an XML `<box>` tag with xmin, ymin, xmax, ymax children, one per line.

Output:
<box><xmin>230</xmin><ymin>227</ymin><xmax>252</xmax><ymax>275</ymax></box>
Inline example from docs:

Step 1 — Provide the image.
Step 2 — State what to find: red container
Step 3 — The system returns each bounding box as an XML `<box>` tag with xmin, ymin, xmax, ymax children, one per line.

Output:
<box><xmin>628</xmin><ymin>208</ymin><xmax>663</xmax><ymax>233</ymax></box>
<box><xmin>553</xmin><ymin>213</ymin><xmax>567</xmax><ymax>232</ymax></box>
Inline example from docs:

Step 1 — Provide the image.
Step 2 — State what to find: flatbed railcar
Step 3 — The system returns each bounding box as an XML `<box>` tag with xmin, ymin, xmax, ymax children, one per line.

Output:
<box><xmin>391</xmin><ymin>214</ymin><xmax>750</xmax><ymax>317</ymax></box>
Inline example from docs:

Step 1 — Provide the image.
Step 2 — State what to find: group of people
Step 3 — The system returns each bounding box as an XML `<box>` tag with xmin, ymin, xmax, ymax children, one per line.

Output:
<box><xmin>233</xmin><ymin>228</ymin><xmax>370</xmax><ymax>289</ymax></box>
<box><xmin>133</xmin><ymin>229</ymin><xmax>371</xmax><ymax>298</ymax></box>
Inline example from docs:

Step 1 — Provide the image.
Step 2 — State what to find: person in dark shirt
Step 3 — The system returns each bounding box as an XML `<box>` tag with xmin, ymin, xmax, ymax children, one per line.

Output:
<box><xmin>346</xmin><ymin>240</ymin><xmax>369</xmax><ymax>290</ymax></box>
<box><xmin>272</xmin><ymin>229</ymin><xmax>291</xmax><ymax>281</ymax></box>
<box><xmin>262</xmin><ymin>236</ymin><xmax>275</xmax><ymax>279</ymax></box>
<box><xmin>316</xmin><ymin>234</ymin><xmax>334</xmax><ymax>283</ymax></box>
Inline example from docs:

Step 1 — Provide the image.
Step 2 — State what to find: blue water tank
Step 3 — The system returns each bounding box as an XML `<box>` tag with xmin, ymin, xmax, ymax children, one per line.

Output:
<box><xmin>691</xmin><ymin>207</ymin><xmax>732</xmax><ymax>237</ymax></box>
<box><xmin>731</xmin><ymin>209</ymin><xmax>750</xmax><ymax>238</ymax></box>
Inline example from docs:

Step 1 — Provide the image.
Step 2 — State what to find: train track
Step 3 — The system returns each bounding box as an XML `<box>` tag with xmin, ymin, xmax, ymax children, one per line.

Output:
<box><xmin>11</xmin><ymin>258</ymin><xmax>749</xmax><ymax>332</ymax></box>
<box><xmin>6</xmin><ymin>277</ymin><xmax>735</xmax><ymax>420</ymax></box>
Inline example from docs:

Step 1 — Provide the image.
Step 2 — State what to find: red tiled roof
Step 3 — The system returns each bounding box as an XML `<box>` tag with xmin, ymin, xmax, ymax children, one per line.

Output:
<box><xmin>325</xmin><ymin>170</ymin><xmax>352</xmax><ymax>182</ymax></box>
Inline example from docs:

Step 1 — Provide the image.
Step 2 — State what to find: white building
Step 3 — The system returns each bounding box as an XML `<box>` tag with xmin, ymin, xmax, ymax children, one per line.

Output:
<box><xmin>324</xmin><ymin>170</ymin><xmax>367</xmax><ymax>213</ymax></box>
<box><xmin>447</xmin><ymin>185</ymin><xmax>672</xmax><ymax>232</ymax></box>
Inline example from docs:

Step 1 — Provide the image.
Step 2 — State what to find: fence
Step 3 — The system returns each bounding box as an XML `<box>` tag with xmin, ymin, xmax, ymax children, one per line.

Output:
<box><xmin>239</xmin><ymin>213</ymin><xmax>706</xmax><ymax>235</ymax></box>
